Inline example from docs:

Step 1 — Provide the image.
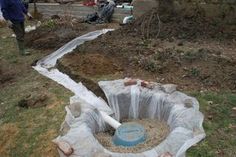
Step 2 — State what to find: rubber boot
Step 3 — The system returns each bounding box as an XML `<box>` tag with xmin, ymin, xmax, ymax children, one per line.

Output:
<box><xmin>17</xmin><ymin>40</ymin><xmax>30</xmax><ymax>56</ymax></box>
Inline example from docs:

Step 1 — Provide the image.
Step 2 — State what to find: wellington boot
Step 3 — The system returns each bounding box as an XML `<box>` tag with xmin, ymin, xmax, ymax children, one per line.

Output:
<box><xmin>17</xmin><ymin>41</ymin><xmax>31</xmax><ymax>56</ymax></box>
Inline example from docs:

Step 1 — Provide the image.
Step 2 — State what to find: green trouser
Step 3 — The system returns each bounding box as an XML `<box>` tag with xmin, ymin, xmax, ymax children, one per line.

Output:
<box><xmin>11</xmin><ymin>21</ymin><xmax>26</xmax><ymax>55</ymax></box>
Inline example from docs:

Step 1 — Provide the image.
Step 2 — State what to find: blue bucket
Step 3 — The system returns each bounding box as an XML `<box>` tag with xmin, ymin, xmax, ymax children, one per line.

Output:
<box><xmin>113</xmin><ymin>122</ymin><xmax>146</xmax><ymax>147</ymax></box>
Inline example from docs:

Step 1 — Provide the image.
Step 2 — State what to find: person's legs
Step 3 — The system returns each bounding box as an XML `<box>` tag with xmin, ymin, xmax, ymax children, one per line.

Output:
<box><xmin>12</xmin><ymin>21</ymin><xmax>30</xmax><ymax>55</ymax></box>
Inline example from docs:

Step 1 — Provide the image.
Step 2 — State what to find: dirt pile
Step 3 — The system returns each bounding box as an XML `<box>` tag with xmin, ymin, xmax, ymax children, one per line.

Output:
<box><xmin>124</xmin><ymin>7</ymin><xmax>236</xmax><ymax>40</ymax></box>
<box><xmin>58</xmin><ymin>30</ymin><xmax>236</xmax><ymax>90</ymax></box>
<box><xmin>25</xmin><ymin>18</ymin><xmax>86</xmax><ymax>50</ymax></box>
<box><xmin>25</xmin><ymin>18</ymin><xmax>116</xmax><ymax>50</ymax></box>
<box><xmin>96</xmin><ymin>119</ymin><xmax>170</xmax><ymax>153</ymax></box>
<box><xmin>57</xmin><ymin>7</ymin><xmax>236</xmax><ymax>91</ymax></box>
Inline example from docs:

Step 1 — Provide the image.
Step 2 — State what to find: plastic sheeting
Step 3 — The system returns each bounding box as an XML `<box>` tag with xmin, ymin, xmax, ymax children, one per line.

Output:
<box><xmin>99</xmin><ymin>79</ymin><xmax>205</xmax><ymax>156</ymax></box>
<box><xmin>33</xmin><ymin>29</ymin><xmax>205</xmax><ymax>157</ymax></box>
<box><xmin>0</xmin><ymin>10</ymin><xmax>3</xmax><ymax>20</ymax></box>
<box><xmin>55</xmin><ymin>79</ymin><xmax>205</xmax><ymax>157</ymax></box>
<box><xmin>33</xmin><ymin>29</ymin><xmax>114</xmax><ymax>115</ymax></box>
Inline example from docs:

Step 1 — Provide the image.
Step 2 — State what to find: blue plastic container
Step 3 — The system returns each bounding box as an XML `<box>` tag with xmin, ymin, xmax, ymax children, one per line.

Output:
<box><xmin>112</xmin><ymin>122</ymin><xmax>146</xmax><ymax>147</ymax></box>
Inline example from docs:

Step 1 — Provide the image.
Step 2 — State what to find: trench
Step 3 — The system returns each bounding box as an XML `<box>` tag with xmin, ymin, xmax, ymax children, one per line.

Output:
<box><xmin>33</xmin><ymin>29</ymin><xmax>113</xmax><ymax>114</ymax></box>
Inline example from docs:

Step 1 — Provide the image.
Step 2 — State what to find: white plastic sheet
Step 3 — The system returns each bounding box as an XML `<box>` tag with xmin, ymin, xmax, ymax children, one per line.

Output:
<box><xmin>0</xmin><ymin>10</ymin><xmax>3</xmax><ymax>20</ymax></box>
<box><xmin>33</xmin><ymin>29</ymin><xmax>114</xmax><ymax>115</ymax></box>
<box><xmin>56</xmin><ymin>79</ymin><xmax>205</xmax><ymax>157</ymax></box>
<box><xmin>33</xmin><ymin>30</ymin><xmax>205</xmax><ymax>157</ymax></box>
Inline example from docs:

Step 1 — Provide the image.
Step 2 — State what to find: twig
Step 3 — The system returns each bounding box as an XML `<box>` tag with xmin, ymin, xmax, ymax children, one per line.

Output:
<box><xmin>156</xmin><ymin>13</ymin><xmax>161</xmax><ymax>38</ymax></box>
<box><xmin>147</xmin><ymin>10</ymin><xmax>155</xmax><ymax>39</ymax></box>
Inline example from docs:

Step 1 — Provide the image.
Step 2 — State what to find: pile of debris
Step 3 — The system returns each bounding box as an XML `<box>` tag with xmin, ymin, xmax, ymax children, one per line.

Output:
<box><xmin>123</xmin><ymin>6</ymin><xmax>236</xmax><ymax>40</ymax></box>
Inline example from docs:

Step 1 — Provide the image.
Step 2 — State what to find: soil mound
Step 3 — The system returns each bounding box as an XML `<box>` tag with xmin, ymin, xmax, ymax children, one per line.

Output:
<box><xmin>122</xmin><ymin>7</ymin><xmax>236</xmax><ymax>40</ymax></box>
<box><xmin>25</xmin><ymin>19</ymin><xmax>87</xmax><ymax>50</ymax></box>
<box><xmin>57</xmin><ymin>7</ymin><xmax>236</xmax><ymax>91</ymax></box>
<box><xmin>25</xmin><ymin>18</ymin><xmax>115</xmax><ymax>50</ymax></box>
<box><xmin>69</xmin><ymin>38</ymin><xmax>236</xmax><ymax>90</ymax></box>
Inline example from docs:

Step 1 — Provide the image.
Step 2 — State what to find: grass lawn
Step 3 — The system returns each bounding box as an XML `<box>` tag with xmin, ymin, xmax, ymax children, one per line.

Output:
<box><xmin>0</xmin><ymin>26</ymin><xmax>235</xmax><ymax>157</ymax></box>
<box><xmin>187</xmin><ymin>92</ymin><xmax>236</xmax><ymax>157</ymax></box>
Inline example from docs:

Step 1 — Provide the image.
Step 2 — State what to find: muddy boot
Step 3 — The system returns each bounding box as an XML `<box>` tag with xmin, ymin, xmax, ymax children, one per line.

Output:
<box><xmin>17</xmin><ymin>41</ymin><xmax>30</xmax><ymax>56</ymax></box>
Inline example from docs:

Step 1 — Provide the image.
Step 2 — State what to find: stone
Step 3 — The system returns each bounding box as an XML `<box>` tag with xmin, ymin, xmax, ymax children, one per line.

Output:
<box><xmin>124</xmin><ymin>79</ymin><xmax>138</xmax><ymax>86</ymax></box>
<box><xmin>69</xmin><ymin>102</ymin><xmax>81</xmax><ymax>118</ymax></box>
<box><xmin>162</xmin><ymin>84</ymin><xmax>177</xmax><ymax>94</ymax></box>
<box><xmin>53</xmin><ymin>140</ymin><xmax>73</xmax><ymax>156</ymax></box>
<box><xmin>184</xmin><ymin>99</ymin><xmax>193</xmax><ymax>108</ymax></box>
<box><xmin>141</xmin><ymin>81</ymin><xmax>155</xmax><ymax>89</ymax></box>
<box><xmin>60</xmin><ymin>121</ymin><xmax>70</xmax><ymax>136</ymax></box>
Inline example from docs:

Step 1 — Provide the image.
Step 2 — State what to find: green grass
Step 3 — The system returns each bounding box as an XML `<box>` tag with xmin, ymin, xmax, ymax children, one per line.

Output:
<box><xmin>187</xmin><ymin>92</ymin><xmax>236</xmax><ymax>157</ymax></box>
<box><xmin>0</xmin><ymin>27</ymin><xmax>72</xmax><ymax>157</ymax></box>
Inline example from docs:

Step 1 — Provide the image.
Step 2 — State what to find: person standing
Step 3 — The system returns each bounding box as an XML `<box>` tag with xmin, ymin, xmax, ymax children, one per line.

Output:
<box><xmin>0</xmin><ymin>0</ymin><xmax>33</xmax><ymax>55</ymax></box>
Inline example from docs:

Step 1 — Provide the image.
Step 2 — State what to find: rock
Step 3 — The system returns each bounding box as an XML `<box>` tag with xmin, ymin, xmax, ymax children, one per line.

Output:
<box><xmin>141</xmin><ymin>81</ymin><xmax>155</xmax><ymax>89</ymax></box>
<box><xmin>68</xmin><ymin>102</ymin><xmax>81</xmax><ymax>118</ymax></box>
<box><xmin>184</xmin><ymin>99</ymin><xmax>193</xmax><ymax>108</ymax></box>
<box><xmin>162</xmin><ymin>84</ymin><xmax>177</xmax><ymax>94</ymax></box>
<box><xmin>60</xmin><ymin>121</ymin><xmax>70</xmax><ymax>136</ymax></box>
<box><xmin>124</xmin><ymin>79</ymin><xmax>137</xmax><ymax>86</ymax></box>
<box><xmin>53</xmin><ymin>140</ymin><xmax>73</xmax><ymax>156</ymax></box>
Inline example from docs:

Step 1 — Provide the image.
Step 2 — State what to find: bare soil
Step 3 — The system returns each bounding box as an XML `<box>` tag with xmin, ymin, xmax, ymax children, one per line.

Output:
<box><xmin>0</xmin><ymin>123</ymin><xmax>19</xmax><ymax>156</ymax></box>
<box><xmin>129</xmin><ymin>7</ymin><xmax>236</xmax><ymax>40</ymax></box>
<box><xmin>60</xmin><ymin>53</ymin><xmax>122</xmax><ymax>77</ymax></box>
<box><xmin>0</xmin><ymin>59</ymin><xmax>15</xmax><ymax>87</ymax></box>
<box><xmin>95</xmin><ymin>119</ymin><xmax>170</xmax><ymax>153</ymax></box>
<box><xmin>57</xmin><ymin>54</ymin><xmax>112</xmax><ymax>100</ymax></box>
<box><xmin>25</xmin><ymin>18</ymin><xmax>119</xmax><ymax>51</ymax></box>
<box><xmin>57</xmin><ymin>7</ymin><xmax>236</xmax><ymax>91</ymax></box>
